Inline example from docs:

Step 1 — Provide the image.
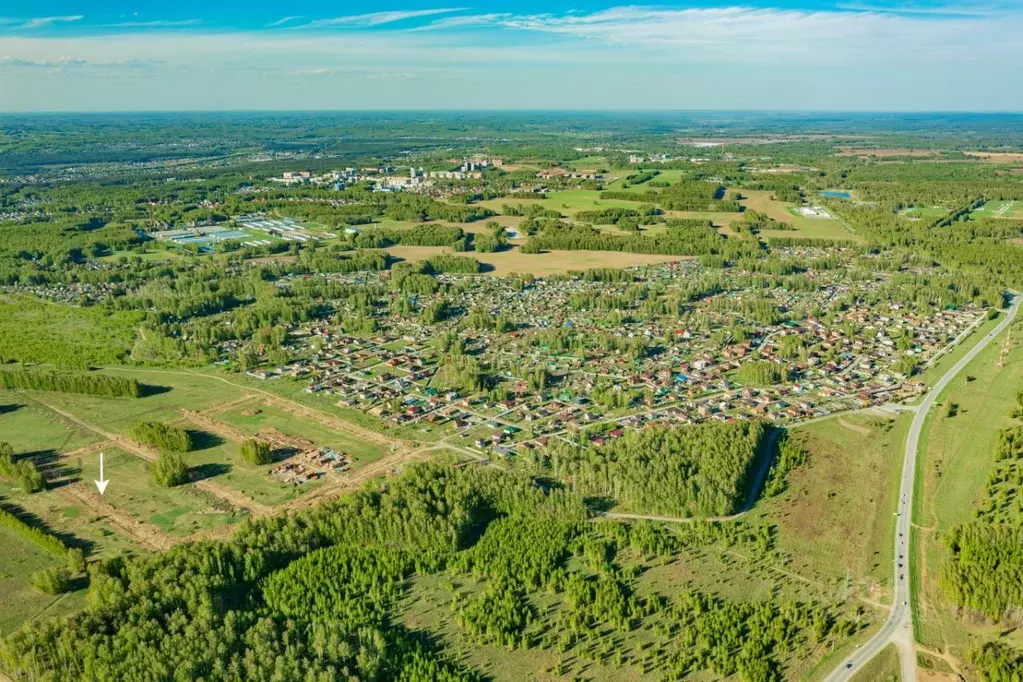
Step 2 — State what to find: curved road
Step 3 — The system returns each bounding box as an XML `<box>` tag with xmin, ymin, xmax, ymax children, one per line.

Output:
<box><xmin>824</xmin><ymin>295</ymin><xmax>1021</xmax><ymax>682</ymax></box>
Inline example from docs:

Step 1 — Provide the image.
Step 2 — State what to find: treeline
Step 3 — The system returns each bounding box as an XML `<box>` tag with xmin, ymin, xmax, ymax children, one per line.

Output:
<box><xmin>356</xmin><ymin>224</ymin><xmax>466</xmax><ymax>249</ymax></box>
<box><xmin>541</xmin><ymin>421</ymin><xmax>768</xmax><ymax>517</ymax></box>
<box><xmin>473</xmin><ymin>222</ymin><xmax>508</xmax><ymax>253</ymax></box>
<box><xmin>0</xmin><ymin>442</ymin><xmax>45</xmax><ymax>493</ymax></box>
<box><xmin>0</xmin><ymin>500</ymin><xmax>83</xmax><ymax>578</ymax></box>
<box><xmin>382</xmin><ymin>196</ymin><xmax>495</xmax><ymax>223</ymax></box>
<box><xmin>940</xmin><ymin>391</ymin><xmax>1023</xmax><ymax>624</ymax></box>
<box><xmin>128</xmin><ymin>421</ymin><xmax>194</xmax><ymax>453</ymax></box>
<box><xmin>575</xmin><ymin>206</ymin><xmax>659</xmax><ymax>226</ymax></box>
<box><xmin>659</xmin><ymin>181</ymin><xmax>741</xmax><ymax>212</ymax></box>
<box><xmin>0</xmin><ymin>370</ymin><xmax>143</xmax><ymax>398</ymax></box>
<box><xmin>525</xmin><ymin>222</ymin><xmax>761</xmax><ymax>260</ymax></box>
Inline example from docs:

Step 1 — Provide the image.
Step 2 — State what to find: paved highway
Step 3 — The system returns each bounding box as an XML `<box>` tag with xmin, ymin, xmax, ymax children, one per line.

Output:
<box><xmin>824</xmin><ymin>295</ymin><xmax>1021</xmax><ymax>682</ymax></box>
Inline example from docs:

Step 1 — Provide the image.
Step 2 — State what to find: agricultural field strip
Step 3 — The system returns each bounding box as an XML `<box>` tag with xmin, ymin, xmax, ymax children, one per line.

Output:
<box><xmin>20</xmin><ymin>393</ymin><xmax>273</xmax><ymax>517</ymax></box>
<box><xmin>823</xmin><ymin>293</ymin><xmax>1022</xmax><ymax>682</ymax></box>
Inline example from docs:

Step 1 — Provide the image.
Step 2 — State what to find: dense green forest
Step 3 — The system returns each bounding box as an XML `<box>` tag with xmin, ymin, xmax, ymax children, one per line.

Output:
<box><xmin>0</xmin><ymin>462</ymin><xmax>861</xmax><ymax>682</ymax></box>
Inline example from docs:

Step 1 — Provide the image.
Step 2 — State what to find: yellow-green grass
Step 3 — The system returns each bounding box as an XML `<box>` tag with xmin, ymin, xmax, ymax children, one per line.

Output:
<box><xmin>0</xmin><ymin>524</ymin><xmax>82</xmax><ymax>634</ymax></box>
<box><xmin>741</xmin><ymin>189</ymin><xmax>864</xmax><ymax>242</ymax></box>
<box><xmin>911</xmin><ymin>318</ymin><xmax>1023</xmax><ymax>661</ymax></box>
<box><xmin>77</xmin><ymin>447</ymin><xmax>247</xmax><ymax>537</ymax></box>
<box><xmin>115</xmin><ymin>366</ymin><xmax>429</xmax><ymax>444</ymax></box>
<box><xmin>0</xmin><ymin>401</ymin><xmax>101</xmax><ymax>459</ymax></box>
<box><xmin>1</xmin><ymin>479</ymin><xmax>142</xmax><ymax>561</ymax></box>
<box><xmin>215</xmin><ymin>402</ymin><xmax>388</xmax><ymax>469</ymax></box>
<box><xmin>178</xmin><ymin>435</ymin><xmax>318</xmax><ymax>507</ymax></box>
<box><xmin>24</xmin><ymin>367</ymin><xmax>247</xmax><ymax>434</ymax></box>
<box><xmin>602</xmin><ymin>169</ymin><xmax>690</xmax><ymax>192</ymax></box>
<box><xmin>898</xmin><ymin>206</ymin><xmax>949</xmax><ymax>219</ymax></box>
<box><xmin>850</xmin><ymin>644</ymin><xmax>901</xmax><ymax>682</ymax></box>
<box><xmin>971</xmin><ymin>199</ymin><xmax>1023</xmax><ymax>220</ymax></box>
<box><xmin>750</xmin><ymin>413</ymin><xmax>909</xmax><ymax>608</ymax></box>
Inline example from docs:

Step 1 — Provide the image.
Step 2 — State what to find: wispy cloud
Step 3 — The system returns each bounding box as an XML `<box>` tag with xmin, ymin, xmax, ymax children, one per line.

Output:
<box><xmin>103</xmin><ymin>19</ymin><xmax>203</xmax><ymax>28</ymax></box>
<box><xmin>267</xmin><ymin>16</ymin><xmax>303</xmax><ymax>28</ymax></box>
<box><xmin>19</xmin><ymin>15</ymin><xmax>84</xmax><ymax>30</ymax></box>
<box><xmin>0</xmin><ymin>55</ymin><xmax>165</xmax><ymax>69</ymax></box>
<box><xmin>419</xmin><ymin>5</ymin><xmax>1021</xmax><ymax>62</ymax></box>
<box><xmin>298</xmin><ymin>8</ymin><xmax>466</xmax><ymax>29</ymax></box>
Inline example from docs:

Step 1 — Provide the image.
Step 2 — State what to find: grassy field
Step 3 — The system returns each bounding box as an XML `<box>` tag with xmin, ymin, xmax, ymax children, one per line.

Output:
<box><xmin>217</xmin><ymin>402</ymin><xmax>388</xmax><ymax>466</ymax></box>
<box><xmin>603</xmin><ymin>169</ymin><xmax>690</xmax><ymax>192</ymax></box>
<box><xmin>77</xmin><ymin>447</ymin><xmax>247</xmax><ymax>536</ymax></box>
<box><xmin>15</xmin><ymin>367</ymin><xmax>245</xmax><ymax>434</ymax></box>
<box><xmin>176</xmin><ymin>434</ymin><xmax>315</xmax><ymax>507</ymax></box>
<box><xmin>971</xmin><ymin>199</ymin><xmax>1023</xmax><ymax>220</ymax></box>
<box><xmin>911</xmin><ymin>316</ymin><xmax>1023</xmax><ymax>663</ymax></box>
<box><xmin>751</xmin><ymin>412</ymin><xmax>908</xmax><ymax>608</ymax></box>
<box><xmin>741</xmin><ymin>190</ymin><xmax>864</xmax><ymax>242</ymax></box>
<box><xmin>850</xmin><ymin>644</ymin><xmax>901</xmax><ymax>682</ymax></box>
<box><xmin>0</xmin><ymin>524</ymin><xmax>83</xmax><ymax>634</ymax></box>
<box><xmin>899</xmin><ymin>206</ymin><xmax>949</xmax><ymax>220</ymax></box>
<box><xmin>0</xmin><ymin>401</ymin><xmax>101</xmax><ymax>458</ymax></box>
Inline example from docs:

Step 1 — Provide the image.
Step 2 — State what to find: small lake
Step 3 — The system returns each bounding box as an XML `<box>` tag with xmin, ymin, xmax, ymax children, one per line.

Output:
<box><xmin>820</xmin><ymin>190</ymin><xmax>852</xmax><ymax>199</ymax></box>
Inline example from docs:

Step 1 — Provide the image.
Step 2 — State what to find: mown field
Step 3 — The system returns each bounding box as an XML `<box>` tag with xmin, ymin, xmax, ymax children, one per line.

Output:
<box><xmin>971</xmin><ymin>199</ymin><xmax>1023</xmax><ymax>220</ymax></box>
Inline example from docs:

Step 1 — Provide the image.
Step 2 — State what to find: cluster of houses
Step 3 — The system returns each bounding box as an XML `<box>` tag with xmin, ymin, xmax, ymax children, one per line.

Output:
<box><xmin>238</xmin><ymin>256</ymin><xmax>984</xmax><ymax>461</ymax></box>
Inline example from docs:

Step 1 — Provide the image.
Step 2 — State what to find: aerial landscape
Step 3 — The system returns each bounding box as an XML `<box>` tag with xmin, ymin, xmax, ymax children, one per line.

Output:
<box><xmin>1</xmin><ymin>2</ymin><xmax>1023</xmax><ymax>682</ymax></box>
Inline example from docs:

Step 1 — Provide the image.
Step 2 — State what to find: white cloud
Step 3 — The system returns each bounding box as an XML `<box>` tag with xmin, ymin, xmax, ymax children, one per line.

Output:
<box><xmin>423</xmin><ymin>5</ymin><xmax>1022</xmax><ymax>63</ymax></box>
<box><xmin>103</xmin><ymin>19</ymin><xmax>202</xmax><ymax>28</ymax></box>
<box><xmin>267</xmin><ymin>16</ymin><xmax>303</xmax><ymax>28</ymax></box>
<box><xmin>19</xmin><ymin>15</ymin><xmax>84</xmax><ymax>30</ymax></box>
<box><xmin>297</xmin><ymin>8</ymin><xmax>466</xmax><ymax>29</ymax></box>
<box><xmin>2</xmin><ymin>5</ymin><xmax>1023</xmax><ymax>111</ymax></box>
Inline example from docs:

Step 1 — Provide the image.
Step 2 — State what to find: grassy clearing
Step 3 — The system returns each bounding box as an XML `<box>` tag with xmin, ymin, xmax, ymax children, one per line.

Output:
<box><xmin>912</xmin><ymin>318</ymin><xmax>1023</xmax><ymax>660</ymax></box>
<box><xmin>22</xmin><ymin>367</ymin><xmax>244</xmax><ymax>434</ymax></box>
<box><xmin>971</xmin><ymin>199</ymin><xmax>1023</xmax><ymax>220</ymax></box>
<box><xmin>179</xmin><ymin>435</ymin><xmax>315</xmax><ymax>507</ymax></box>
<box><xmin>750</xmin><ymin>413</ymin><xmax>908</xmax><ymax>608</ymax></box>
<box><xmin>77</xmin><ymin>447</ymin><xmax>247</xmax><ymax>536</ymax></box>
<box><xmin>0</xmin><ymin>524</ymin><xmax>81</xmax><ymax>634</ymax></box>
<box><xmin>741</xmin><ymin>190</ymin><xmax>864</xmax><ymax>242</ymax></box>
<box><xmin>217</xmin><ymin>401</ymin><xmax>388</xmax><ymax>466</ymax></box>
<box><xmin>0</xmin><ymin>401</ymin><xmax>101</xmax><ymax>457</ymax></box>
<box><xmin>1</xmin><ymin>479</ymin><xmax>142</xmax><ymax>561</ymax></box>
<box><xmin>850</xmin><ymin>644</ymin><xmax>901</xmax><ymax>682</ymax></box>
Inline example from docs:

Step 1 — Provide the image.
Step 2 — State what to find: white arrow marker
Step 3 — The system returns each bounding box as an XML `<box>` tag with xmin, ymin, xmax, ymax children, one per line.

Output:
<box><xmin>94</xmin><ymin>451</ymin><xmax>109</xmax><ymax>495</ymax></box>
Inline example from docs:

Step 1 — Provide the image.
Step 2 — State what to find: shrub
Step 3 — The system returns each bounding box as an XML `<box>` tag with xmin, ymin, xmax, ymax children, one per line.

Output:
<box><xmin>240</xmin><ymin>439</ymin><xmax>273</xmax><ymax>466</ymax></box>
<box><xmin>129</xmin><ymin>421</ymin><xmax>194</xmax><ymax>453</ymax></box>
<box><xmin>151</xmin><ymin>451</ymin><xmax>189</xmax><ymax>488</ymax></box>
<box><xmin>31</xmin><ymin>567</ymin><xmax>72</xmax><ymax>595</ymax></box>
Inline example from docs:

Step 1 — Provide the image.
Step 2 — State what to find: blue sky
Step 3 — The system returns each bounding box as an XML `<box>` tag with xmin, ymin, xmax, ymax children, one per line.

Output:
<box><xmin>1</xmin><ymin>1</ymin><xmax>1021</xmax><ymax>111</ymax></box>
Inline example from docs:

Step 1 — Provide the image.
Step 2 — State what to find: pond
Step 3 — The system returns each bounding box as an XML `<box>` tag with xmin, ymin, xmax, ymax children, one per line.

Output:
<box><xmin>820</xmin><ymin>190</ymin><xmax>852</xmax><ymax>199</ymax></box>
